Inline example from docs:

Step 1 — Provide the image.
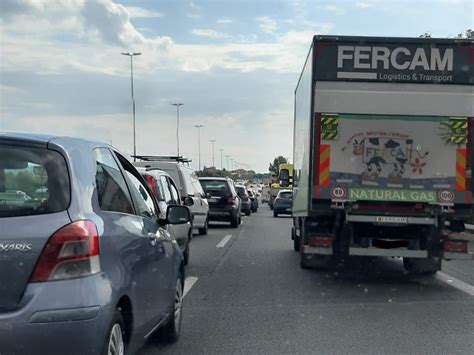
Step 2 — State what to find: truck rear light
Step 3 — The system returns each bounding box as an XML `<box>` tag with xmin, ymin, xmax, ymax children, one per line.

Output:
<box><xmin>443</xmin><ymin>240</ymin><xmax>468</xmax><ymax>253</ymax></box>
<box><xmin>309</xmin><ymin>234</ymin><xmax>333</xmax><ymax>248</ymax></box>
<box><xmin>30</xmin><ymin>220</ymin><xmax>100</xmax><ymax>283</ymax></box>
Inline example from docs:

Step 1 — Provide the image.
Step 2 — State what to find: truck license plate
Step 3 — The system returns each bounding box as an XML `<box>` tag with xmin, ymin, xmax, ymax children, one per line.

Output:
<box><xmin>375</xmin><ymin>216</ymin><xmax>407</xmax><ymax>224</ymax></box>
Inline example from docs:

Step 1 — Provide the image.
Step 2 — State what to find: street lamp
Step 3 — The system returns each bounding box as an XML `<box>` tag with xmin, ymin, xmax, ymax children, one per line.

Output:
<box><xmin>219</xmin><ymin>149</ymin><xmax>224</xmax><ymax>170</ymax></box>
<box><xmin>121</xmin><ymin>51</ymin><xmax>141</xmax><ymax>161</ymax></box>
<box><xmin>209</xmin><ymin>139</ymin><xmax>216</xmax><ymax>167</ymax></box>
<box><xmin>194</xmin><ymin>124</ymin><xmax>204</xmax><ymax>171</ymax></box>
<box><xmin>171</xmin><ymin>103</ymin><xmax>184</xmax><ymax>156</ymax></box>
<box><xmin>225</xmin><ymin>155</ymin><xmax>230</xmax><ymax>170</ymax></box>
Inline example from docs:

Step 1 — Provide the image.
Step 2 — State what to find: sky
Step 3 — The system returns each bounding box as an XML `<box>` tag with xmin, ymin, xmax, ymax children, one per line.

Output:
<box><xmin>0</xmin><ymin>0</ymin><xmax>472</xmax><ymax>172</ymax></box>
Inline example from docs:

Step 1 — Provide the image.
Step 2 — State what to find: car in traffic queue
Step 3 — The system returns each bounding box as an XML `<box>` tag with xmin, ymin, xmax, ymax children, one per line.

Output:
<box><xmin>247</xmin><ymin>189</ymin><xmax>259</xmax><ymax>213</ymax></box>
<box><xmin>235</xmin><ymin>185</ymin><xmax>252</xmax><ymax>216</ymax></box>
<box><xmin>199</xmin><ymin>177</ymin><xmax>242</xmax><ymax>227</ymax></box>
<box><xmin>134</xmin><ymin>157</ymin><xmax>210</xmax><ymax>235</ymax></box>
<box><xmin>136</xmin><ymin>167</ymin><xmax>193</xmax><ymax>265</ymax></box>
<box><xmin>273</xmin><ymin>189</ymin><xmax>293</xmax><ymax>217</ymax></box>
<box><xmin>0</xmin><ymin>133</ymin><xmax>190</xmax><ymax>355</ymax></box>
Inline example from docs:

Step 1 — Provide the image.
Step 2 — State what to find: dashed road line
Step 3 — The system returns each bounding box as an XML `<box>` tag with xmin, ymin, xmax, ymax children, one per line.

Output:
<box><xmin>216</xmin><ymin>234</ymin><xmax>232</xmax><ymax>248</ymax></box>
<box><xmin>436</xmin><ymin>272</ymin><xmax>474</xmax><ymax>296</ymax></box>
<box><xmin>183</xmin><ymin>276</ymin><xmax>198</xmax><ymax>298</ymax></box>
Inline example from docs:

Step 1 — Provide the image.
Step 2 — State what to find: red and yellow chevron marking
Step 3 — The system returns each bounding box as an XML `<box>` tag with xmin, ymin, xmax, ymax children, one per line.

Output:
<box><xmin>319</xmin><ymin>144</ymin><xmax>330</xmax><ymax>187</ymax></box>
<box><xmin>456</xmin><ymin>148</ymin><xmax>467</xmax><ymax>191</ymax></box>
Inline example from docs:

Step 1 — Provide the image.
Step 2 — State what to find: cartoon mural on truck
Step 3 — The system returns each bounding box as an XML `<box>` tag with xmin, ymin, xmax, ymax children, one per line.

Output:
<box><xmin>325</xmin><ymin>114</ymin><xmax>463</xmax><ymax>191</ymax></box>
<box><xmin>350</xmin><ymin>137</ymin><xmax>429</xmax><ymax>182</ymax></box>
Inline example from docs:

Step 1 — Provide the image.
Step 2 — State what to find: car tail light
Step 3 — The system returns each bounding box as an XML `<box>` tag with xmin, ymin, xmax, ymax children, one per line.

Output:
<box><xmin>443</xmin><ymin>240</ymin><xmax>468</xmax><ymax>253</ymax></box>
<box><xmin>144</xmin><ymin>175</ymin><xmax>158</xmax><ymax>198</ymax></box>
<box><xmin>227</xmin><ymin>196</ymin><xmax>236</xmax><ymax>205</ymax></box>
<box><xmin>309</xmin><ymin>234</ymin><xmax>333</xmax><ymax>248</ymax></box>
<box><xmin>30</xmin><ymin>220</ymin><xmax>100</xmax><ymax>282</ymax></box>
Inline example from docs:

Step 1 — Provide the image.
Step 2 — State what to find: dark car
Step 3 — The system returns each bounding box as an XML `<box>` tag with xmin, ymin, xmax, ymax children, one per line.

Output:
<box><xmin>236</xmin><ymin>185</ymin><xmax>252</xmax><ymax>216</ymax></box>
<box><xmin>199</xmin><ymin>177</ymin><xmax>242</xmax><ymax>227</ymax></box>
<box><xmin>273</xmin><ymin>189</ymin><xmax>293</xmax><ymax>217</ymax></box>
<box><xmin>0</xmin><ymin>133</ymin><xmax>190</xmax><ymax>355</ymax></box>
<box><xmin>247</xmin><ymin>189</ymin><xmax>258</xmax><ymax>213</ymax></box>
<box><xmin>137</xmin><ymin>167</ymin><xmax>193</xmax><ymax>265</ymax></box>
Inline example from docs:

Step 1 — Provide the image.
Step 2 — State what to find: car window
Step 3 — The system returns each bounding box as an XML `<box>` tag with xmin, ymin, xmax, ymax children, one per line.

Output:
<box><xmin>160</xmin><ymin>175</ymin><xmax>173</xmax><ymax>204</ymax></box>
<box><xmin>168</xmin><ymin>177</ymin><xmax>180</xmax><ymax>204</ymax></box>
<box><xmin>279</xmin><ymin>191</ymin><xmax>292</xmax><ymax>199</ymax></box>
<box><xmin>180</xmin><ymin>167</ymin><xmax>197</xmax><ymax>196</ymax></box>
<box><xmin>0</xmin><ymin>144</ymin><xmax>70</xmax><ymax>218</ymax></box>
<box><xmin>189</xmin><ymin>170</ymin><xmax>204</xmax><ymax>196</ymax></box>
<box><xmin>114</xmin><ymin>153</ymin><xmax>157</xmax><ymax>220</ymax></box>
<box><xmin>95</xmin><ymin>148</ymin><xmax>134</xmax><ymax>215</ymax></box>
<box><xmin>154</xmin><ymin>175</ymin><xmax>166</xmax><ymax>202</ymax></box>
<box><xmin>236</xmin><ymin>186</ymin><xmax>247</xmax><ymax>196</ymax></box>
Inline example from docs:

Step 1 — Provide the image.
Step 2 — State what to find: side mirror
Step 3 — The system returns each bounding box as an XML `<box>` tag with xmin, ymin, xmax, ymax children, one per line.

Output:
<box><xmin>184</xmin><ymin>196</ymin><xmax>194</xmax><ymax>206</ymax></box>
<box><xmin>205</xmin><ymin>192</ymin><xmax>211</xmax><ymax>199</ymax></box>
<box><xmin>167</xmin><ymin>205</ymin><xmax>190</xmax><ymax>225</ymax></box>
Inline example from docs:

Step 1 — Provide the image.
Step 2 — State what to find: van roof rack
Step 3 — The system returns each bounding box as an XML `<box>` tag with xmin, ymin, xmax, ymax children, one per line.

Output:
<box><xmin>133</xmin><ymin>155</ymin><xmax>192</xmax><ymax>163</ymax></box>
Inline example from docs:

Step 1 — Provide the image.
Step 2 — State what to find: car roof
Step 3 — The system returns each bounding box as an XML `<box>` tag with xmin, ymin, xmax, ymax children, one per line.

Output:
<box><xmin>0</xmin><ymin>131</ymin><xmax>108</xmax><ymax>150</ymax></box>
<box><xmin>199</xmin><ymin>177</ymin><xmax>230</xmax><ymax>181</ymax></box>
<box><xmin>136</xmin><ymin>167</ymin><xmax>170</xmax><ymax>178</ymax></box>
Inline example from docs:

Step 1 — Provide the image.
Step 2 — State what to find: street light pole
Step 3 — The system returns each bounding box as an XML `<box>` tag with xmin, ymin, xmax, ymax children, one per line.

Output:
<box><xmin>225</xmin><ymin>155</ymin><xmax>230</xmax><ymax>170</ymax></box>
<box><xmin>209</xmin><ymin>139</ymin><xmax>216</xmax><ymax>167</ymax></box>
<box><xmin>121</xmin><ymin>52</ymin><xmax>141</xmax><ymax>161</ymax></box>
<box><xmin>230</xmin><ymin>158</ymin><xmax>234</xmax><ymax>171</ymax></box>
<box><xmin>194</xmin><ymin>124</ymin><xmax>204</xmax><ymax>171</ymax></box>
<box><xmin>171</xmin><ymin>103</ymin><xmax>184</xmax><ymax>156</ymax></box>
<box><xmin>219</xmin><ymin>149</ymin><xmax>224</xmax><ymax>170</ymax></box>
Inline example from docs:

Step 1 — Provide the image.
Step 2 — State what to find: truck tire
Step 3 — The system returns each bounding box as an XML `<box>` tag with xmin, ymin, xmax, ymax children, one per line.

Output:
<box><xmin>403</xmin><ymin>258</ymin><xmax>441</xmax><ymax>275</ymax></box>
<box><xmin>293</xmin><ymin>236</ymin><xmax>300</xmax><ymax>252</ymax></box>
<box><xmin>300</xmin><ymin>253</ymin><xmax>331</xmax><ymax>269</ymax></box>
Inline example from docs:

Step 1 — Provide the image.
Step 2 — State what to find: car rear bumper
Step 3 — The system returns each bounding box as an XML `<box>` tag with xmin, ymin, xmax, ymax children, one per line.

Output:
<box><xmin>0</xmin><ymin>273</ymin><xmax>114</xmax><ymax>354</ymax></box>
<box><xmin>274</xmin><ymin>206</ymin><xmax>292</xmax><ymax>214</ymax></box>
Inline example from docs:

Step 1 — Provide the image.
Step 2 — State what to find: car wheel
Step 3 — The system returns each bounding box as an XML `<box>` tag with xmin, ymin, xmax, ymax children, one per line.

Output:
<box><xmin>245</xmin><ymin>209</ymin><xmax>251</xmax><ymax>216</ymax></box>
<box><xmin>101</xmin><ymin>310</ymin><xmax>125</xmax><ymax>355</ymax></box>
<box><xmin>198</xmin><ymin>217</ymin><xmax>208</xmax><ymax>235</ymax></box>
<box><xmin>161</xmin><ymin>274</ymin><xmax>184</xmax><ymax>343</ymax></box>
<box><xmin>230</xmin><ymin>213</ymin><xmax>239</xmax><ymax>228</ymax></box>
<box><xmin>273</xmin><ymin>211</ymin><xmax>278</xmax><ymax>218</ymax></box>
<box><xmin>183</xmin><ymin>242</ymin><xmax>190</xmax><ymax>266</ymax></box>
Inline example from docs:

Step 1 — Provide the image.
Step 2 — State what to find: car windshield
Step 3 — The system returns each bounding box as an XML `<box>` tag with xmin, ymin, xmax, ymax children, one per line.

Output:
<box><xmin>0</xmin><ymin>145</ymin><xmax>70</xmax><ymax>218</ymax></box>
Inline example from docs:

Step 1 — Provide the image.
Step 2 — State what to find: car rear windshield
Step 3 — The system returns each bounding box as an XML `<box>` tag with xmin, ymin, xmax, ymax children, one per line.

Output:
<box><xmin>236</xmin><ymin>186</ymin><xmax>247</xmax><ymax>195</ymax></box>
<box><xmin>0</xmin><ymin>145</ymin><xmax>70</xmax><ymax>218</ymax></box>
<box><xmin>200</xmin><ymin>180</ymin><xmax>230</xmax><ymax>196</ymax></box>
<box><xmin>279</xmin><ymin>191</ymin><xmax>292</xmax><ymax>199</ymax></box>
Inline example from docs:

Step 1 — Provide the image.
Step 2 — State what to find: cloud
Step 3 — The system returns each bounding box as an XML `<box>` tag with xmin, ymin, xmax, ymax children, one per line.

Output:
<box><xmin>217</xmin><ymin>18</ymin><xmax>233</xmax><ymax>24</ymax></box>
<box><xmin>191</xmin><ymin>29</ymin><xmax>228</xmax><ymax>39</ymax></box>
<box><xmin>256</xmin><ymin>16</ymin><xmax>277</xmax><ymax>34</ymax></box>
<box><xmin>316</xmin><ymin>4</ymin><xmax>345</xmax><ymax>15</ymax></box>
<box><xmin>354</xmin><ymin>2</ymin><xmax>372</xmax><ymax>8</ymax></box>
<box><xmin>124</xmin><ymin>6</ymin><xmax>163</xmax><ymax>18</ymax></box>
<box><xmin>186</xmin><ymin>13</ymin><xmax>201</xmax><ymax>19</ymax></box>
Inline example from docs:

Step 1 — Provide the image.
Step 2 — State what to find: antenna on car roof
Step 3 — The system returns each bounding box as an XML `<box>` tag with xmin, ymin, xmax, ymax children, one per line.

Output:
<box><xmin>133</xmin><ymin>155</ymin><xmax>192</xmax><ymax>165</ymax></box>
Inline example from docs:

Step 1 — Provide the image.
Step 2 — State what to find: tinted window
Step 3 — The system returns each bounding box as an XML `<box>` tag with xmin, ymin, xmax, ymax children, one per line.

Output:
<box><xmin>95</xmin><ymin>148</ymin><xmax>134</xmax><ymax>214</ymax></box>
<box><xmin>236</xmin><ymin>186</ymin><xmax>247</xmax><ymax>196</ymax></box>
<box><xmin>124</xmin><ymin>171</ymin><xmax>157</xmax><ymax>219</ymax></box>
<box><xmin>160</xmin><ymin>175</ymin><xmax>173</xmax><ymax>204</ymax></box>
<box><xmin>279</xmin><ymin>191</ymin><xmax>292</xmax><ymax>199</ymax></box>
<box><xmin>0</xmin><ymin>145</ymin><xmax>70</xmax><ymax>218</ymax></box>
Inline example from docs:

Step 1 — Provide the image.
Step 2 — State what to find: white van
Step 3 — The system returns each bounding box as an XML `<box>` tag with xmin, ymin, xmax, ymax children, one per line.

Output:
<box><xmin>134</xmin><ymin>160</ymin><xmax>210</xmax><ymax>235</ymax></box>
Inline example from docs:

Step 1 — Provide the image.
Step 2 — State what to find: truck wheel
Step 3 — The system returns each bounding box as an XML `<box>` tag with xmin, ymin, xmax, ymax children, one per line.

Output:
<box><xmin>403</xmin><ymin>258</ymin><xmax>441</xmax><ymax>275</ymax></box>
<box><xmin>198</xmin><ymin>217</ymin><xmax>208</xmax><ymax>235</ymax></box>
<box><xmin>293</xmin><ymin>236</ymin><xmax>300</xmax><ymax>252</ymax></box>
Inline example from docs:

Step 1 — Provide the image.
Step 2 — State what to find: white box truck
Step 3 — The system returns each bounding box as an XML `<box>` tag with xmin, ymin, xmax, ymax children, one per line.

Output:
<box><xmin>291</xmin><ymin>35</ymin><xmax>474</xmax><ymax>273</ymax></box>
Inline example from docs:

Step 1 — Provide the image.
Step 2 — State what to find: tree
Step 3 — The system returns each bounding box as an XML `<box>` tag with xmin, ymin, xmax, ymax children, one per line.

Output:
<box><xmin>268</xmin><ymin>156</ymin><xmax>288</xmax><ymax>174</ymax></box>
<box><xmin>455</xmin><ymin>29</ymin><xmax>473</xmax><ymax>39</ymax></box>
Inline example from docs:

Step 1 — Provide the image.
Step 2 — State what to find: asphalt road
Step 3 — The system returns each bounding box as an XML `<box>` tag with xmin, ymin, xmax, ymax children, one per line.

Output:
<box><xmin>139</xmin><ymin>206</ymin><xmax>474</xmax><ymax>354</ymax></box>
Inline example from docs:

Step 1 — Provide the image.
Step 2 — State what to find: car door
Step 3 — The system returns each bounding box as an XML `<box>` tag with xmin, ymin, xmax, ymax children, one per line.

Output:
<box><xmin>114</xmin><ymin>153</ymin><xmax>174</xmax><ymax>331</ymax></box>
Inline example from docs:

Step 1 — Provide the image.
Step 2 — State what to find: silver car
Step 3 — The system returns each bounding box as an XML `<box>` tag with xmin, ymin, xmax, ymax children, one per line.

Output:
<box><xmin>0</xmin><ymin>133</ymin><xmax>189</xmax><ymax>354</ymax></box>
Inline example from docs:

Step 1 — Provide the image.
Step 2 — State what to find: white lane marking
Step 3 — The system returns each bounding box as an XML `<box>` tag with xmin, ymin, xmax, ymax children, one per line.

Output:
<box><xmin>183</xmin><ymin>276</ymin><xmax>198</xmax><ymax>298</ymax></box>
<box><xmin>216</xmin><ymin>234</ymin><xmax>232</xmax><ymax>248</ymax></box>
<box><xmin>436</xmin><ymin>272</ymin><xmax>474</xmax><ymax>296</ymax></box>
